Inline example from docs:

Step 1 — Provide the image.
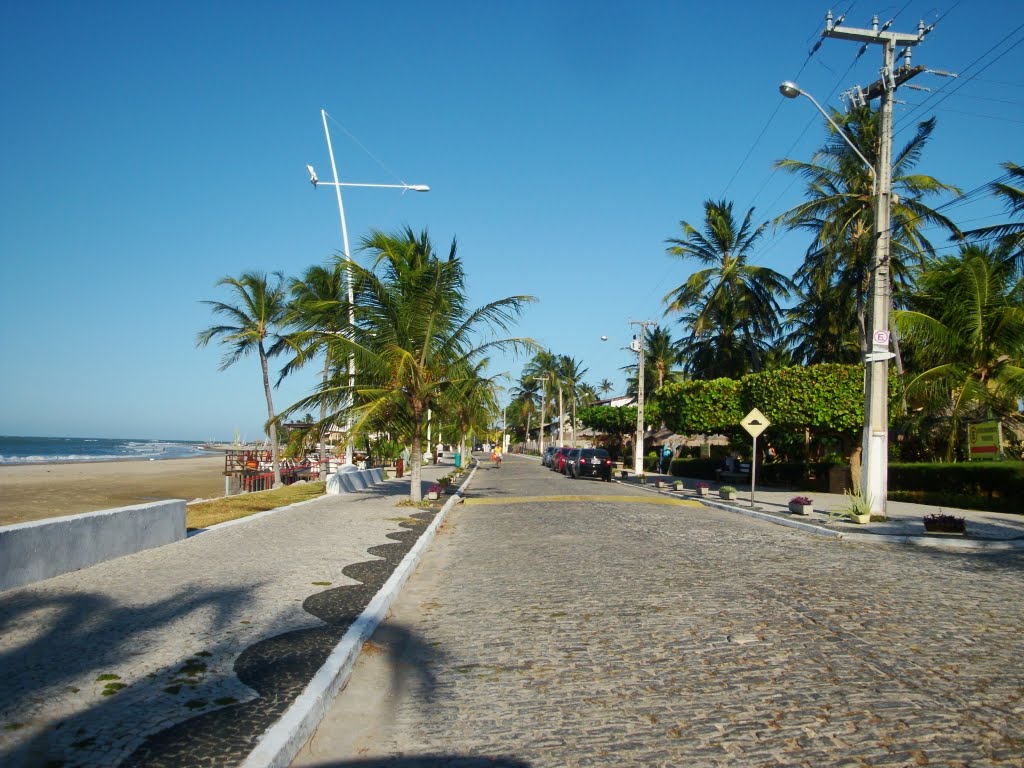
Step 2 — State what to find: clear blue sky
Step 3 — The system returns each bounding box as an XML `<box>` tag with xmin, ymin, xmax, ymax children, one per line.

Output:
<box><xmin>2</xmin><ymin>1</ymin><xmax>1021</xmax><ymax>441</ymax></box>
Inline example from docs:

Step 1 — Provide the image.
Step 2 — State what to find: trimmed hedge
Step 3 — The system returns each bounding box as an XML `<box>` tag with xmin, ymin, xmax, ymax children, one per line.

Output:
<box><xmin>668</xmin><ymin>458</ymin><xmax>720</xmax><ymax>480</ymax></box>
<box><xmin>889</xmin><ymin>461</ymin><xmax>1024</xmax><ymax>513</ymax></box>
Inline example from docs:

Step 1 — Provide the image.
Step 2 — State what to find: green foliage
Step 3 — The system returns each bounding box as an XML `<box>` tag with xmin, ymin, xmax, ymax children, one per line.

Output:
<box><xmin>658</xmin><ymin>378</ymin><xmax>743</xmax><ymax>435</ymax></box>
<box><xmin>668</xmin><ymin>457</ymin><xmax>720</xmax><ymax>480</ymax></box>
<box><xmin>889</xmin><ymin>461</ymin><xmax>1024</xmax><ymax>513</ymax></box>
<box><xmin>741</xmin><ymin>364</ymin><xmax>864</xmax><ymax>433</ymax></box>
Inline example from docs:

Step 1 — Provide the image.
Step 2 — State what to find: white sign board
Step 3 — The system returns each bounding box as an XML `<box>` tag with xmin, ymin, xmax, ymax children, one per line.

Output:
<box><xmin>873</xmin><ymin>329</ymin><xmax>891</xmax><ymax>347</ymax></box>
<box><xmin>741</xmin><ymin>408</ymin><xmax>770</xmax><ymax>438</ymax></box>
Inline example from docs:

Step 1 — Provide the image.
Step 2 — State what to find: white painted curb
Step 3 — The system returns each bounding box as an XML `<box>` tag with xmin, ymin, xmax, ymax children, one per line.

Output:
<box><xmin>240</xmin><ymin>463</ymin><xmax>478</xmax><ymax>768</ymax></box>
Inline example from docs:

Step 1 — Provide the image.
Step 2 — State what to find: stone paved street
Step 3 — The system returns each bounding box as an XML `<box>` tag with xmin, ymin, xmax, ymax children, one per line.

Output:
<box><xmin>295</xmin><ymin>454</ymin><xmax>1024</xmax><ymax>767</ymax></box>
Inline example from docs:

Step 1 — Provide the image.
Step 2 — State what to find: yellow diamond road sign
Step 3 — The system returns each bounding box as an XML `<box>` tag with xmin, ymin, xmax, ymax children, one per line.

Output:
<box><xmin>741</xmin><ymin>408</ymin><xmax>770</xmax><ymax>438</ymax></box>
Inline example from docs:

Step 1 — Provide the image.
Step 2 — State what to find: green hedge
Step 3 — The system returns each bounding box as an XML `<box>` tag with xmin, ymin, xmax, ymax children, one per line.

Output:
<box><xmin>889</xmin><ymin>462</ymin><xmax>1024</xmax><ymax>513</ymax></box>
<box><xmin>668</xmin><ymin>457</ymin><xmax>720</xmax><ymax>480</ymax></box>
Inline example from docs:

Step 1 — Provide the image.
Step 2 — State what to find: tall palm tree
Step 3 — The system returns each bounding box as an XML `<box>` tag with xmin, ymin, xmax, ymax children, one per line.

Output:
<box><xmin>962</xmin><ymin>161</ymin><xmax>1024</xmax><ymax>274</ymax></box>
<box><xmin>285</xmin><ymin>227</ymin><xmax>535</xmax><ymax>501</ymax></box>
<box><xmin>280</xmin><ymin>260</ymin><xmax>348</xmax><ymax>479</ymax></box>
<box><xmin>598</xmin><ymin>378</ymin><xmax>615</xmax><ymax>397</ymax></box>
<box><xmin>775</xmin><ymin>106</ymin><xmax>960</xmax><ymax>357</ymax></box>
<box><xmin>664</xmin><ymin>199</ymin><xmax>792</xmax><ymax>379</ymax></box>
<box><xmin>197</xmin><ymin>271</ymin><xmax>289</xmax><ymax>486</ymax></box>
<box><xmin>523</xmin><ymin>350</ymin><xmax>564</xmax><ymax>443</ymax></box>
<box><xmin>894</xmin><ymin>243</ymin><xmax>1024</xmax><ymax>459</ymax></box>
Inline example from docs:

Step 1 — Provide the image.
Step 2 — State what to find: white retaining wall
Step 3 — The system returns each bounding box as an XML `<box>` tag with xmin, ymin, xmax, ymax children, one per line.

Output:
<box><xmin>0</xmin><ymin>500</ymin><xmax>186</xmax><ymax>592</ymax></box>
<box><xmin>324</xmin><ymin>467</ymin><xmax>385</xmax><ymax>494</ymax></box>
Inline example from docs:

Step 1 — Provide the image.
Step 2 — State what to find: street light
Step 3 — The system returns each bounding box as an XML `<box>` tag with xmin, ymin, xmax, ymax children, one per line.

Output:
<box><xmin>779</xmin><ymin>81</ymin><xmax>891</xmax><ymax>516</ymax></box>
<box><xmin>308</xmin><ymin>108</ymin><xmax>429</xmax><ymax>467</ymax></box>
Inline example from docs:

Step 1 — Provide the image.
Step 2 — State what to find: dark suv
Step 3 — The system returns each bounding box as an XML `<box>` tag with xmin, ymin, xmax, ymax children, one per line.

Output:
<box><xmin>568</xmin><ymin>448</ymin><xmax>613</xmax><ymax>481</ymax></box>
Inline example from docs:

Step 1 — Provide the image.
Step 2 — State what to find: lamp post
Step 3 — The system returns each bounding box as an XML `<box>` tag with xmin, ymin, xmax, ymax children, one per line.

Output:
<box><xmin>779</xmin><ymin>81</ymin><xmax>890</xmax><ymax>516</ymax></box>
<box><xmin>307</xmin><ymin>108</ymin><xmax>429</xmax><ymax>466</ymax></box>
<box><xmin>629</xmin><ymin>320</ymin><xmax>653</xmax><ymax>476</ymax></box>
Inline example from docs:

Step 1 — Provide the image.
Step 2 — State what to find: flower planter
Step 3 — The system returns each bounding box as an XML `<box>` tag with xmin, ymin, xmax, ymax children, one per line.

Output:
<box><xmin>849</xmin><ymin>512</ymin><xmax>871</xmax><ymax>525</ymax></box>
<box><xmin>427</xmin><ymin>491</ymin><xmax>439</xmax><ymax>501</ymax></box>
<box><xmin>788</xmin><ymin>503</ymin><xmax>813</xmax><ymax>515</ymax></box>
<box><xmin>720</xmin><ymin>491</ymin><xmax>737</xmax><ymax>501</ymax></box>
<box><xmin>697</xmin><ymin>487</ymin><xmax>709</xmax><ymax>497</ymax></box>
<box><xmin>673</xmin><ymin>482</ymin><xmax>684</xmax><ymax>492</ymax></box>
<box><xmin>655</xmin><ymin>480</ymin><xmax>666</xmax><ymax>488</ymax></box>
<box><xmin>620</xmin><ymin>470</ymin><xmax>629</xmax><ymax>479</ymax></box>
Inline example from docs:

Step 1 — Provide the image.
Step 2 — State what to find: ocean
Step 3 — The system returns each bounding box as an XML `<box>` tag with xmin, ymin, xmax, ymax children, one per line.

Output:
<box><xmin>0</xmin><ymin>436</ymin><xmax>220</xmax><ymax>465</ymax></box>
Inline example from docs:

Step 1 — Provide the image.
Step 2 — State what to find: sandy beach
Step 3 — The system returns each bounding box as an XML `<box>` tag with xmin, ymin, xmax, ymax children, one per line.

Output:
<box><xmin>0</xmin><ymin>455</ymin><xmax>227</xmax><ymax>526</ymax></box>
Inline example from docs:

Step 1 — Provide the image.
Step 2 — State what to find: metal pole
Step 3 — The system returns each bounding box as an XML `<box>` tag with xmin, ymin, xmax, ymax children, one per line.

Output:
<box><xmin>321</xmin><ymin>109</ymin><xmax>356</xmax><ymax>468</ymax></box>
<box><xmin>750</xmin><ymin>435</ymin><xmax>758</xmax><ymax>508</ymax></box>
<box><xmin>537</xmin><ymin>376</ymin><xmax>548</xmax><ymax>458</ymax></box>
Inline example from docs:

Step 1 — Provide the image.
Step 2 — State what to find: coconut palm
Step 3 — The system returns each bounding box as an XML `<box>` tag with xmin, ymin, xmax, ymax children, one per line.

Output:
<box><xmin>598</xmin><ymin>378</ymin><xmax>615</xmax><ymax>397</ymax></box>
<box><xmin>894</xmin><ymin>243</ymin><xmax>1024</xmax><ymax>459</ymax></box>
<box><xmin>775</xmin><ymin>106</ymin><xmax>960</xmax><ymax>358</ymax></box>
<box><xmin>197</xmin><ymin>271</ymin><xmax>289</xmax><ymax>486</ymax></box>
<box><xmin>962</xmin><ymin>161</ymin><xmax>1024</xmax><ymax>273</ymax></box>
<box><xmin>279</xmin><ymin>260</ymin><xmax>348</xmax><ymax>479</ymax></box>
<box><xmin>284</xmin><ymin>227</ymin><xmax>535</xmax><ymax>501</ymax></box>
<box><xmin>664</xmin><ymin>199</ymin><xmax>792</xmax><ymax>379</ymax></box>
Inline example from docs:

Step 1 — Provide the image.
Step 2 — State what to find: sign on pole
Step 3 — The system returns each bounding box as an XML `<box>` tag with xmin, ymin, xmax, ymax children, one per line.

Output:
<box><xmin>968</xmin><ymin>420</ymin><xmax>1003</xmax><ymax>460</ymax></box>
<box><xmin>740</xmin><ymin>409</ymin><xmax>770</xmax><ymax>507</ymax></box>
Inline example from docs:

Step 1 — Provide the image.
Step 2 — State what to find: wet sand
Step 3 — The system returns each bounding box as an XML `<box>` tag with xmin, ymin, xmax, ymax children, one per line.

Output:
<box><xmin>0</xmin><ymin>456</ymin><xmax>227</xmax><ymax>526</ymax></box>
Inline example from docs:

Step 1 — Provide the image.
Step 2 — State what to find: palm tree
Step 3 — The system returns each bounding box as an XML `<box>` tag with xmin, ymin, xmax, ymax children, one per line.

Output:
<box><xmin>280</xmin><ymin>260</ymin><xmax>348</xmax><ymax>479</ymax></box>
<box><xmin>285</xmin><ymin>227</ymin><xmax>535</xmax><ymax>501</ymax></box>
<box><xmin>558</xmin><ymin>355</ymin><xmax>589</xmax><ymax>446</ymax></box>
<box><xmin>598</xmin><ymin>378</ymin><xmax>615</xmax><ymax>397</ymax></box>
<box><xmin>523</xmin><ymin>350</ymin><xmax>564</xmax><ymax>444</ymax></box>
<box><xmin>962</xmin><ymin>161</ymin><xmax>1024</xmax><ymax>274</ymax></box>
<box><xmin>894</xmin><ymin>243</ymin><xmax>1024</xmax><ymax>459</ymax></box>
<box><xmin>197</xmin><ymin>271</ymin><xmax>289</xmax><ymax>486</ymax></box>
<box><xmin>664</xmin><ymin>199</ymin><xmax>792</xmax><ymax>379</ymax></box>
<box><xmin>775</xmin><ymin>106</ymin><xmax>960</xmax><ymax>358</ymax></box>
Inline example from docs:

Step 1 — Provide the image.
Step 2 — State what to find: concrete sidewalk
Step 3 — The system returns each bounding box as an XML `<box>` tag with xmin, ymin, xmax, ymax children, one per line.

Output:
<box><xmin>618</xmin><ymin>472</ymin><xmax>1024</xmax><ymax>546</ymax></box>
<box><xmin>0</xmin><ymin>462</ymin><xmax>457</xmax><ymax>768</ymax></box>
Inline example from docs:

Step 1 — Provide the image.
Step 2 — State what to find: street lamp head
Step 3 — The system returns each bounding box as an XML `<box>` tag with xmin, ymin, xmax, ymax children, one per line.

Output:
<box><xmin>306</xmin><ymin>164</ymin><xmax>318</xmax><ymax>186</ymax></box>
<box><xmin>600</xmin><ymin>335</ymin><xmax>608</xmax><ymax>341</ymax></box>
<box><xmin>406</xmin><ymin>184</ymin><xmax>430</xmax><ymax>192</ymax></box>
<box><xmin>779</xmin><ymin>81</ymin><xmax>802</xmax><ymax>99</ymax></box>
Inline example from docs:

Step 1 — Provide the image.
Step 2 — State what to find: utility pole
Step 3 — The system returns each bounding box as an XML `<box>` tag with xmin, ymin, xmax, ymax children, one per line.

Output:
<box><xmin>821</xmin><ymin>11</ymin><xmax>930</xmax><ymax>517</ymax></box>
<box><xmin>536</xmin><ymin>375</ymin><xmax>549</xmax><ymax>458</ymax></box>
<box><xmin>630</xmin><ymin>320</ymin><xmax>654</xmax><ymax>476</ymax></box>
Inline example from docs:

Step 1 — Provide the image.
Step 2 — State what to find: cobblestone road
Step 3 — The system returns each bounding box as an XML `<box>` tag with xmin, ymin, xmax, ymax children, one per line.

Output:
<box><xmin>296</xmin><ymin>454</ymin><xmax>1024</xmax><ymax>767</ymax></box>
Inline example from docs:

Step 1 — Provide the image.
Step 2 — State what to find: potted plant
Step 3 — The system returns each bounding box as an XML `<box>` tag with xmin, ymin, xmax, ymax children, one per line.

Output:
<box><xmin>426</xmin><ymin>483</ymin><xmax>442</xmax><ymax>501</ymax></box>
<box><xmin>788</xmin><ymin>495</ymin><xmax>813</xmax><ymax>515</ymax></box>
<box><xmin>695</xmin><ymin>481</ymin><xmax>710</xmax><ymax>497</ymax></box>
<box><xmin>844</xmin><ymin>488</ymin><xmax>873</xmax><ymax>524</ymax></box>
<box><xmin>638</xmin><ymin>473</ymin><xmax>647</xmax><ymax>485</ymax></box>
<box><xmin>923</xmin><ymin>513</ymin><xmax>966</xmax><ymax>535</ymax></box>
<box><xmin>719</xmin><ymin>485</ymin><xmax>737</xmax><ymax>500</ymax></box>
<box><xmin>673</xmin><ymin>479</ymin><xmax>684</xmax><ymax>491</ymax></box>
<box><xmin>655</xmin><ymin>478</ymin><xmax>667</xmax><ymax>488</ymax></box>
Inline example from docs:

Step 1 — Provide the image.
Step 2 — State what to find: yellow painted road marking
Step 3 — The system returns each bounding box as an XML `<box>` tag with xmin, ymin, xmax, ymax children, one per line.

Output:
<box><xmin>464</xmin><ymin>495</ymin><xmax>701</xmax><ymax>507</ymax></box>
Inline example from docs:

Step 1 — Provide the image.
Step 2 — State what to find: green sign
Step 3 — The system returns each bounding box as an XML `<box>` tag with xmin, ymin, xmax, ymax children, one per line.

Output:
<box><xmin>968</xmin><ymin>420</ymin><xmax>1003</xmax><ymax>460</ymax></box>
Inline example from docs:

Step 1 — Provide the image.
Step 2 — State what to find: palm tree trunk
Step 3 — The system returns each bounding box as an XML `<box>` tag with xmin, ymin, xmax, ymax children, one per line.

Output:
<box><xmin>410</xmin><ymin>403</ymin><xmax>424</xmax><ymax>502</ymax></box>
<box><xmin>259</xmin><ymin>343</ymin><xmax>283</xmax><ymax>487</ymax></box>
<box><xmin>319</xmin><ymin>354</ymin><xmax>330</xmax><ymax>480</ymax></box>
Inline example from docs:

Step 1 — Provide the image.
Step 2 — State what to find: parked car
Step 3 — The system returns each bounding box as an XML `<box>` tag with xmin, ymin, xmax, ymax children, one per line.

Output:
<box><xmin>569</xmin><ymin>448</ymin><xmax>613</xmax><ymax>481</ymax></box>
<box><xmin>562</xmin><ymin>448</ymin><xmax>582</xmax><ymax>476</ymax></box>
<box><xmin>541</xmin><ymin>445</ymin><xmax>558</xmax><ymax>467</ymax></box>
<box><xmin>551</xmin><ymin>446</ymin><xmax>572</xmax><ymax>473</ymax></box>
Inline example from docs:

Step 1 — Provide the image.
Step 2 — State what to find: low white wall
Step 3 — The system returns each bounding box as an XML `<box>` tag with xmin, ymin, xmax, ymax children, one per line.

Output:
<box><xmin>324</xmin><ymin>467</ymin><xmax>385</xmax><ymax>495</ymax></box>
<box><xmin>0</xmin><ymin>500</ymin><xmax>186</xmax><ymax>592</ymax></box>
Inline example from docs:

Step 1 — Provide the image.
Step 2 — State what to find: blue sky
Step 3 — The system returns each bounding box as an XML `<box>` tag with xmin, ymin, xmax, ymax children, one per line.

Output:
<box><xmin>1</xmin><ymin>1</ymin><xmax>1021</xmax><ymax>442</ymax></box>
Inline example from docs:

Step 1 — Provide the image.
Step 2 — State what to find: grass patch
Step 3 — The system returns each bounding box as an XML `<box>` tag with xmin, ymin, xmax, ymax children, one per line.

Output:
<box><xmin>311</xmin><ymin>581</ymin><xmax>332</xmax><ymax>586</ymax></box>
<box><xmin>163</xmin><ymin>685</ymin><xmax>182</xmax><ymax>695</ymax></box>
<box><xmin>4</xmin><ymin>722</ymin><xmax>25</xmax><ymax>732</ymax></box>
<box><xmin>185</xmin><ymin>699</ymin><xmax>207</xmax><ymax>710</ymax></box>
<box><xmin>95</xmin><ymin>673</ymin><xmax>120</xmax><ymax>682</ymax></box>
<box><xmin>178</xmin><ymin>660</ymin><xmax>207</xmax><ymax>677</ymax></box>
<box><xmin>186</xmin><ymin>482</ymin><xmax>326</xmax><ymax>530</ymax></box>
<box><xmin>101</xmin><ymin>683</ymin><xmax>127</xmax><ymax>696</ymax></box>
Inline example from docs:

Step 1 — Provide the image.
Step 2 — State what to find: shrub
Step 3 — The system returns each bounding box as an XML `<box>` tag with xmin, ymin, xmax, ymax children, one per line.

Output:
<box><xmin>790</xmin><ymin>496</ymin><xmax>813</xmax><ymax>506</ymax></box>
<box><xmin>720</xmin><ymin>485</ymin><xmax>737</xmax><ymax>494</ymax></box>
